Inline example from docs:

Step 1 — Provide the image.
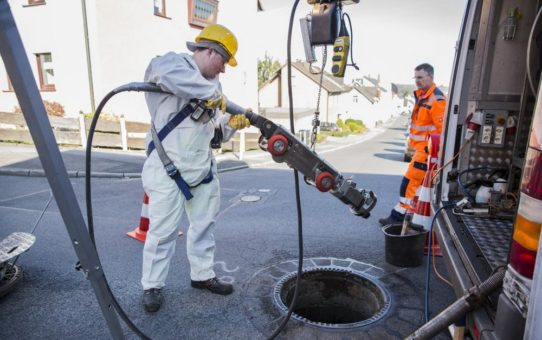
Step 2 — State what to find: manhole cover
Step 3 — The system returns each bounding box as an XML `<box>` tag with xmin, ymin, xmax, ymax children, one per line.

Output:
<box><xmin>242</xmin><ymin>257</ymin><xmax>425</xmax><ymax>338</ymax></box>
<box><xmin>240</xmin><ymin>195</ymin><xmax>261</xmax><ymax>202</ymax></box>
<box><xmin>273</xmin><ymin>268</ymin><xmax>390</xmax><ymax>328</ymax></box>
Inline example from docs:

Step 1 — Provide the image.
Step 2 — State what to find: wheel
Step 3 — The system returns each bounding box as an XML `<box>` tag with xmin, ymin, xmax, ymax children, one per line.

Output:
<box><xmin>315</xmin><ymin>172</ymin><xmax>334</xmax><ymax>192</ymax></box>
<box><xmin>0</xmin><ymin>263</ymin><xmax>23</xmax><ymax>298</ymax></box>
<box><xmin>267</xmin><ymin>134</ymin><xmax>288</xmax><ymax>157</ymax></box>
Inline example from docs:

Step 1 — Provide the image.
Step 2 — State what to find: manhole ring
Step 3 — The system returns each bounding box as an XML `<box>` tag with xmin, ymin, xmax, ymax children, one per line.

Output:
<box><xmin>272</xmin><ymin>267</ymin><xmax>391</xmax><ymax>329</ymax></box>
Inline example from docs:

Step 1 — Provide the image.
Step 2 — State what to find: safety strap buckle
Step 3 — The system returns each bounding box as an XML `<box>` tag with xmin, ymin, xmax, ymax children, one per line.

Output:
<box><xmin>164</xmin><ymin>162</ymin><xmax>179</xmax><ymax>178</ymax></box>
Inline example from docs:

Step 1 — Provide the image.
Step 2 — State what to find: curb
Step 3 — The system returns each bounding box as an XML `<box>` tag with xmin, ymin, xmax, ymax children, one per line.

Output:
<box><xmin>0</xmin><ymin>122</ymin><xmax>397</xmax><ymax>179</ymax></box>
<box><xmin>0</xmin><ymin>164</ymin><xmax>249</xmax><ymax>179</ymax></box>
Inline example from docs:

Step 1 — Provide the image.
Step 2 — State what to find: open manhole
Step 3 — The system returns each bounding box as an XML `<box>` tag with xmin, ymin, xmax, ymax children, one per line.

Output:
<box><xmin>273</xmin><ymin>268</ymin><xmax>390</xmax><ymax>329</ymax></box>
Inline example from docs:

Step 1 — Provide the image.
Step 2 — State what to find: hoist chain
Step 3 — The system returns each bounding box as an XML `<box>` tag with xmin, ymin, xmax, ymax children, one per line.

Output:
<box><xmin>310</xmin><ymin>46</ymin><xmax>327</xmax><ymax>151</ymax></box>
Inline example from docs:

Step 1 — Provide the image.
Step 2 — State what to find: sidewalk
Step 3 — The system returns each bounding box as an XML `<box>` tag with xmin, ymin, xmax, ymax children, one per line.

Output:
<box><xmin>0</xmin><ymin>142</ymin><xmax>249</xmax><ymax>178</ymax></box>
<box><xmin>0</xmin><ymin>121</ymin><xmax>396</xmax><ymax>178</ymax></box>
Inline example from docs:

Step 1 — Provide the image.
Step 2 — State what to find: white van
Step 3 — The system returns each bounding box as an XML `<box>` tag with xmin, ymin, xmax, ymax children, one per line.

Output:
<box><xmin>434</xmin><ymin>0</ymin><xmax>541</xmax><ymax>338</ymax></box>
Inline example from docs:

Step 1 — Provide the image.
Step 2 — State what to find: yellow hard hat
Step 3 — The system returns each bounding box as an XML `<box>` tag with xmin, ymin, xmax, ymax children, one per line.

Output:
<box><xmin>193</xmin><ymin>24</ymin><xmax>238</xmax><ymax>67</ymax></box>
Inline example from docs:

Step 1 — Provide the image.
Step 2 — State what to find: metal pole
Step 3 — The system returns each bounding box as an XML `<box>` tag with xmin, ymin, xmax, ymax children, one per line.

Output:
<box><xmin>81</xmin><ymin>0</ymin><xmax>96</xmax><ymax>112</ymax></box>
<box><xmin>405</xmin><ymin>268</ymin><xmax>505</xmax><ymax>340</ymax></box>
<box><xmin>0</xmin><ymin>2</ymin><xmax>124</xmax><ymax>338</ymax></box>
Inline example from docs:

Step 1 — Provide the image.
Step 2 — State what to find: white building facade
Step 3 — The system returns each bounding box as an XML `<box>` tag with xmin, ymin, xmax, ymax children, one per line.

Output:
<box><xmin>0</xmin><ymin>0</ymin><xmax>258</xmax><ymax>122</ymax></box>
<box><xmin>259</xmin><ymin>62</ymin><xmax>351</xmax><ymax>130</ymax></box>
<box><xmin>259</xmin><ymin>62</ymin><xmax>406</xmax><ymax>130</ymax></box>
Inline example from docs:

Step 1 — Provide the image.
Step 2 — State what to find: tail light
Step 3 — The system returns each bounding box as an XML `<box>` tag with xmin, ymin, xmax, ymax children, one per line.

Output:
<box><xmin>509</xmin><ymin>147</ymin><xmax>542</xmax><ymax>278</ymax></box>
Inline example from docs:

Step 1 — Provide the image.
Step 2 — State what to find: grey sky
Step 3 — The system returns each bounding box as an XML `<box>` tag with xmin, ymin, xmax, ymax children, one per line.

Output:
<box><xmin>257</xmin><ymin>0</ymin><xmax>467</xmax><ymax>86</ymax></box>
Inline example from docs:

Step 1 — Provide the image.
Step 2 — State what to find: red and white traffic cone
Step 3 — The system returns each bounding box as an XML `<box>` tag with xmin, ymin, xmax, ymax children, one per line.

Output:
<box><xmin>410</xmin><ymin>134</ymin><xmax>442</xmax><ymax>256</ymax></box>
<box><xmin>127</xmin><ymin>193</ymin><xmax>184</xmax><ymax>243</ymax></box>
<box><xmin>127</xmin><ymin>193</ymin><xmax>150</xmax><ymax>242</ymax></box>
<box><xmin>408</xmin><ymin>164</ymin><xmax>442</xmax><ymax>256</ymax></box>
<box><xmin>411</xmin><ymin>170</ymin><xmax>433</xmax><ymax>232</ymax></box>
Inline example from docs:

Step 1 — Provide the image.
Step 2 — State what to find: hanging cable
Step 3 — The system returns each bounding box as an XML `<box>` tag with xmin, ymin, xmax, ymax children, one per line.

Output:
<box><xmin>342</xmin><ymin>12</ymin><xmax>359</xmax><ymax>70</ymax></box>
<box><xmin>266</xmin><ymin>0</ymin><xmax>303</xmax><ymax>338</ymax></box>
<box><xmin>85</xmin><ymin>83</ymin><xmax>163</xmax><ymax>340</ymax></box>
<box><xmin>310</xmin><ymin>46</ymin><xmax>327</xmax><ymax>151</ymax></box>
<box><xmin>425</xmin><ymin>204</ymin><xmax>454</xmax><ymax>322</ymax></box>
<box><xmin>431</xmin><ymin>139</ymin><xmax>471</xmax><ymax>184</ymax></box>
<box><xmin>432</xmin><ymin>234</ymin><xmax>452</xmax><ymax>287</ymax></box>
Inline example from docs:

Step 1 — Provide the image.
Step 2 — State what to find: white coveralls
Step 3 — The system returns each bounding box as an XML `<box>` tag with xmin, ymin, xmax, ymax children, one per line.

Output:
<box><xmin>141</xmin><ymin>52</ymin><xmax>236</xmax><ymax>290</ymax></box>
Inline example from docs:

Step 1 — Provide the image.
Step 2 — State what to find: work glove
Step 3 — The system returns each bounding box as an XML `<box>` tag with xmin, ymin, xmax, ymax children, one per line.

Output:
<box><xmin>203</xmin><ymin>92</ymin><xmax>227</xmax><ymax>112</ymax></box>
<box><xmin>228</xmin><ymin>114</ymin><xmax>251</xmax><ymax>130</ymax></box>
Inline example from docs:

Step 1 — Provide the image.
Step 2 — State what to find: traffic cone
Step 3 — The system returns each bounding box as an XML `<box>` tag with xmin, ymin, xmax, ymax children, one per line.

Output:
<box><xmin>410</xmin><ymin>133</ymin><xmax>443</xmax><ymax>256</ymax></box>
<box><xmin>127</xmin><ymin>193</ymin><xmax>150</xmax><ymax>242</ymax></box>
<box><xmin>127</xmin><ymin>193</ymin><xmax>184</xmax><ymax>243</ymax></box>
<box><xmin>411</xmin><ymin>167</ymin><xmax>442</xmax><ymax>256</ymax></box>
<box><xmin>411</xmin><ymin>169</ymin><xmax>433</xmax><ymax>231</ymax></box>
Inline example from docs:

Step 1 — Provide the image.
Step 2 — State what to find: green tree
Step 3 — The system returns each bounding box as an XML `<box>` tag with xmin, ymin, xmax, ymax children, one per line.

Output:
<box><xmin>258</xmin><ymin>53</ymin><xmax>281</xmax><ymax>89</ymax></box>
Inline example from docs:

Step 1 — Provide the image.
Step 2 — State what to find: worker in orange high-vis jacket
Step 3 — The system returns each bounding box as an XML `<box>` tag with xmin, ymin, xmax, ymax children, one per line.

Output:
<box><xmin>379</xmin><ymin>63</ymin><xmax>446</xmax><ymax>226</ymax></box>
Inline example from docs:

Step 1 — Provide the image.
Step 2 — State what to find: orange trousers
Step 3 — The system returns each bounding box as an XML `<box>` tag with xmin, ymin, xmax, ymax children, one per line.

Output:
<box><xmin>391</xmin><ymin>150</ymin><xmax>427</xmax><ymax>219</ymax></box>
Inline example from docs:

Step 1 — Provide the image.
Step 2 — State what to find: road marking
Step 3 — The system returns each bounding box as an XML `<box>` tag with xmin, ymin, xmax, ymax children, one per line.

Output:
<box><xmin>0</xmin><ymin>205</ymin><xmax>55</xmax><ymax>214</ymax></box>
<box><xmin>0</xmin><ymin>189</ymin><xmax>50</xmax><ymax>203</ymax></box>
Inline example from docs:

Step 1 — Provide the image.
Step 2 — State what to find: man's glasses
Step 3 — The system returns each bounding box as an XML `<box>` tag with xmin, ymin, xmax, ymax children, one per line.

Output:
<box><xmin>212</xmin><ymin>49</ymin><xmax>228</xmax><ymax>65</ymax></box>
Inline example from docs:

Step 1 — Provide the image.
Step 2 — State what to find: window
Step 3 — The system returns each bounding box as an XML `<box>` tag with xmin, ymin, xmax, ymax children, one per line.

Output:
<box><xmin>27</xmin><ymin>0</ymin><xmax>45</xmax><ymax>5</ymax></box>
<box><xmin>36</xmin><ymin>53</ymin><xmax>55</xmax><ymax>91</ymax></box>
<box><xmin>188</xmin><ymin>0</ymin><xmax>218</xmax><ymax>28</ymax></box>
<box><xmin>154</xmin><ymin>0</ymin><xmax>167</xmax><ymax>17</ymax></box>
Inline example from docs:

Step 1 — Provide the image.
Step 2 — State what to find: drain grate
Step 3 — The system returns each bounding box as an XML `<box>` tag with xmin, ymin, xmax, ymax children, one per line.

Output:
<box><xmin>273</xmin><ymin>267</ymin><xmax>390</xmax><ymax>329</ymax></box>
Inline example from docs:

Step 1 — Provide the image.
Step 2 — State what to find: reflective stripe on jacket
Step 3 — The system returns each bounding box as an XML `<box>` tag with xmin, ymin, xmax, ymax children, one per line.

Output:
<box><xmin>408</xmin><ymin>83</ymin><xmax>446</xmax><ymax>152</ymax></box>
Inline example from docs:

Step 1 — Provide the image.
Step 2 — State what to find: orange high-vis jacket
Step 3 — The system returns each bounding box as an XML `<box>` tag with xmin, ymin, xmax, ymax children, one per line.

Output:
<box><xmin>409</xmin><ymin>83</ymin><xmax>446</xmax><ymax>161</ymax></box>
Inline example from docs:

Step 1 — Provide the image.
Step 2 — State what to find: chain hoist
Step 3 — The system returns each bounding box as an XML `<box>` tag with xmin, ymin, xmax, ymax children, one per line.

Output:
<box><xmin>310</xmin><ymin>46</ymin><xmax>327</xmax><ymax>150</ymax></box>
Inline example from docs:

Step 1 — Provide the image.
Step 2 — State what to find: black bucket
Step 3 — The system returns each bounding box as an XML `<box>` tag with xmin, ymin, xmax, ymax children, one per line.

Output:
<box><xmin>382</xmin><ymin>224</ymin><xmax>428</xmax><ymax>267</ymax></box>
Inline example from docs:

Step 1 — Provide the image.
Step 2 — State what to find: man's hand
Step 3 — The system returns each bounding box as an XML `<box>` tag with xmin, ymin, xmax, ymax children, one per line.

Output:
<box><xmin>204</xmin><ymin>92</ymin><xmax>227</xmax><ymax>112</ymax></box>
<box><xmin>228</xmin><ymin>114</ymin><xmax>251</xmax><ymax>130</ymax></box>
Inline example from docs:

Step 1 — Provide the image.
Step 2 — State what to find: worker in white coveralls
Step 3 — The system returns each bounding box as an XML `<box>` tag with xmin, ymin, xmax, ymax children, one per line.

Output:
<box><xmin>140</xmin><ymin>24</ymin><xmax>251</xmax><ymax>313</ymax></box>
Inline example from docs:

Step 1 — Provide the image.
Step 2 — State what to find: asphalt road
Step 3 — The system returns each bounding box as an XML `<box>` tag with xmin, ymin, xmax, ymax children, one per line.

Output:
<box><xmin>0</xmin><ymin>116</ymin><xmax>455</xmax><ymax>339</ymax></box>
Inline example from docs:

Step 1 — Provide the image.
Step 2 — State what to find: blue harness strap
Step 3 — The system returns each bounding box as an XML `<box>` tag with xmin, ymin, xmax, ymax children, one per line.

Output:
<box><xmin>169</xmin><ymin>164</ymin><xmax>214</xmax><ymax>200</ymax></box>
<box><xmin>147</xmin><ymin>102</ymin><xmax>214</xmax><ymax>200</ymax></box>
<box><xmin>147</xmin><ymin>103</ymin><xmax>196</xmax><ymax>156</ymax></box>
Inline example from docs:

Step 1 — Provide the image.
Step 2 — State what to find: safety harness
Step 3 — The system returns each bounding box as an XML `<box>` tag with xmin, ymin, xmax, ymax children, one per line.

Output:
<box><xmin>147</xmin><ymin>101</ymin><xmax>214</xmax><ymax>200</ymax></box>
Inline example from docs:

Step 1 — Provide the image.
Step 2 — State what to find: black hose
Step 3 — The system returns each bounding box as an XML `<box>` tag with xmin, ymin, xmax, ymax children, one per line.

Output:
<box><xmin>342</xmin><ymin>12</ymin><xmax>358</xmax><ymax>70</ymax></box>
<box><xmin>86</xmin><ymin>83</ymin><xmax>165</xmax><ymax>245</ymax></box>
<box><xmin>266</xmin><ymin>0</ymin><xmax>302</xmax><ymax>339</ymax></box>
<box><xmin>85</xmin><ymin>83</ymin><xmax>164</xmax><ymax>340</ymax></box>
